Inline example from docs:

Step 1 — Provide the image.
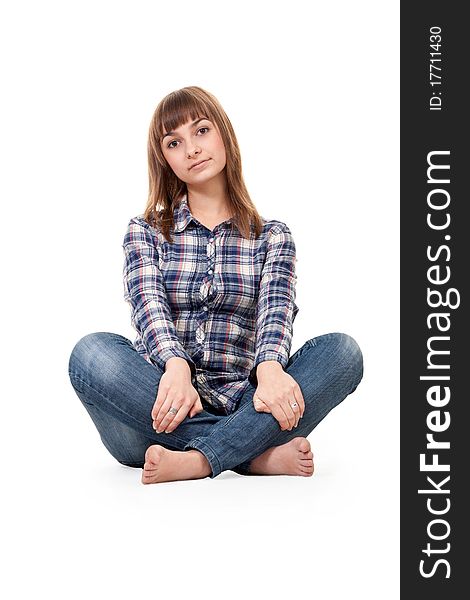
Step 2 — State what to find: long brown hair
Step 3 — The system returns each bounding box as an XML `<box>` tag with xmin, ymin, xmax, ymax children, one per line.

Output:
<box><xmin>143</xmin><ymin>86</ymin><xmax>264</xmax><ymax>243</ymax></box>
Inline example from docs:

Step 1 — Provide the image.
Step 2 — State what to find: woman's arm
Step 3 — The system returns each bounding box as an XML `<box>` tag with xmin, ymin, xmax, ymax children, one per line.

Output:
<box><xmin>122</xmin><ymin>218</ymin><xmax>196</xmax><ymax>377</ymax></box>
<box><xmin>248</xmin><ymin>223</ymin><xmax>299</xmax><ymax>386</ymax></box>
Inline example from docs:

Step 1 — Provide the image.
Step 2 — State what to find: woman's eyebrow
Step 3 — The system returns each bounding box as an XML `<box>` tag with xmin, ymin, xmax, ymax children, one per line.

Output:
<box><xmin>162</xmin><ymin>117</ymin><xmax>209</xmax><ymax>141</ymax></box>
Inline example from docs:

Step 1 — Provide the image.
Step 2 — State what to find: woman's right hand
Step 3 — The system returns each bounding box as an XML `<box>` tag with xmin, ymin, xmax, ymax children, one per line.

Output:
<box><xmin>151</xmin><ymin>358</ymin><xmax>203</xmax><ymax>434</ymax></box>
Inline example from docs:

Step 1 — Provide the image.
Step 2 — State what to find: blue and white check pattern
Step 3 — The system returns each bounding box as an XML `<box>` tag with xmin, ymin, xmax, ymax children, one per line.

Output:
<box><xmin>122</xmin><ymin>193</ymin><xmax>299</xmax><ymax>414</ymax></box>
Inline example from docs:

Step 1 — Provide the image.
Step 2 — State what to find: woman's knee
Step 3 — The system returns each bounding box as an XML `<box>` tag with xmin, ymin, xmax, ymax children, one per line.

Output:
<box><xmin>69</xmin><ymin>332</ymin><xmax>107</xmax><ymax>373</ymax></box>
<box><xmin>68</xmin><ymin>332</ymin><xmax>128</xmax><ymax>386</ymax></box>
<box><xmin>332</xmin><ymin>332</ymin><xmax>363</xmax><ymax>386</ymax></box>
<box><xmin>311</xmin><ymin>332</ymin><xmax>363</xmax><ymax>386</ymax></box>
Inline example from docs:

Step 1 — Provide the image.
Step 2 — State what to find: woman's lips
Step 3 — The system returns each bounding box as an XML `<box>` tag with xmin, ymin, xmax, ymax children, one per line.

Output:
<box><xmin>190</xmin><ymin>159</ymin><xmax>210</xmax><ymax>170</ymax></box>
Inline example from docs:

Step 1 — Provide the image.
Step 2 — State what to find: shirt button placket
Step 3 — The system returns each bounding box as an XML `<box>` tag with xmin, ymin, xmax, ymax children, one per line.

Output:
<box><xmin>196</xmin><ymin>327</ymin><xmax>205</xmax><ymax>343</ymax></box>
<box><xmin>197</xmin><ymin>233</ymin><xmax>215</xmax><ymax>347</ymax></box>
<box><xmin>206</xmin><ymin>234</ymin><xmax>216</xmax><ymax>302</ymax></box>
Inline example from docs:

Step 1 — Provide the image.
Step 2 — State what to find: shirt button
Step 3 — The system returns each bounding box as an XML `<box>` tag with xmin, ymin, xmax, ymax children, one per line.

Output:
<box><xmin>203</xmin><ymin>306</ymin><xmax>208</xmax><ymax>311</ymax></box>
<box><xmin>209</xmin><ymin>237</ymin><xmax>214</xmax><ymax>243</ymax></box>
<box><xmin>208</xmin><ymin>269</ymin><xmax>213</xmax><ymax>275</ymax></box>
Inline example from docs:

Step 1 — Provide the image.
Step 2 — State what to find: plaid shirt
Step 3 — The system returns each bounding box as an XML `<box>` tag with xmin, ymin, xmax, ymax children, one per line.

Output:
<box><xmin>122</xmin><ymin>193</ymin><xmax>299</xmax><ymax>415</ymax></box>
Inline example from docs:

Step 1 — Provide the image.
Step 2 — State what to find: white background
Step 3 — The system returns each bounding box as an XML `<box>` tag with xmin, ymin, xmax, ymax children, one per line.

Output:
<box><xmin>1</xmin><ymin>1</ymin><xmax>399</xmax><ymax>598</ymax></box>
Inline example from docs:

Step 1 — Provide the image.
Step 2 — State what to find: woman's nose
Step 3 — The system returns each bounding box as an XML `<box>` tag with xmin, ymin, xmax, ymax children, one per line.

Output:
<box><xmin>186</xmin><ymin>140</ymin><xmax>201</xmax><ymax>157</ymax></box>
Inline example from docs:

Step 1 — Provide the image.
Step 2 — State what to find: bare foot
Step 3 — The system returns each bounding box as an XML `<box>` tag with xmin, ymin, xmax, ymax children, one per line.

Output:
<box><xmin>142</xmin><ymin>446</ymin><xmax>212</xmax><ymax>484</ymax></box>
<box><xmin>248</xmin><ymin>437</ymin><xmax>314</xmax><ymax>476</ymax></box>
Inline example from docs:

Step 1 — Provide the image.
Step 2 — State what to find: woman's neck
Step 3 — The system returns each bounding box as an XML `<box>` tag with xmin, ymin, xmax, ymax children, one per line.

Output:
<box><xmin>186</xmin><ymin>181</ymin><xmax>231</xmax><ymax>220</ymax></box>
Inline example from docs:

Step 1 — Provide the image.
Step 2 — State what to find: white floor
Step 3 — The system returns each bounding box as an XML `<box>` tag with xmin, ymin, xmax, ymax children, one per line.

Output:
<box><xmin>4</xmin><ymin>365</ymin><xmax>399</xmax><ymax>600</ymax></box>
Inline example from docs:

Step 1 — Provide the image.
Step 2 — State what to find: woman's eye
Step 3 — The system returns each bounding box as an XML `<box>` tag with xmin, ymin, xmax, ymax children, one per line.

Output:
<box><xmin>167</xmin><ymin>127</ymin><xmax>209</xmax><ymax>149</ymax></box>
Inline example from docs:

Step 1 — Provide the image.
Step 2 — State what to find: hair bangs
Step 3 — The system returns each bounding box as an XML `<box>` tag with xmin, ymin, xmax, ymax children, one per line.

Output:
<box><xmin>159</xmin><ymin>91</ymin><xmax>212</xmax><ymax>142</ymax></box>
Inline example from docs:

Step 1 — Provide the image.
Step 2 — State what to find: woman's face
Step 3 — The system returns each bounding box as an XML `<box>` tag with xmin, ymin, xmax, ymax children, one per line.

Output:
<box><xmin>160</xmin><ymin>116</ymin><xmax>227</xmax><ymax>184</ymax></box>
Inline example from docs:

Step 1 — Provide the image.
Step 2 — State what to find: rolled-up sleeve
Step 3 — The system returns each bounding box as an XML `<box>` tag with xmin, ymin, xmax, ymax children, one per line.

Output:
<box><xmin>122</xmin><ymin>218</ymin><xmax>196</xmax><ymax>376</ymax></box>
<box><xmin>248</xmin><ymin>223</ymin><xmax>299</xmax><ymax>386</ymax></box>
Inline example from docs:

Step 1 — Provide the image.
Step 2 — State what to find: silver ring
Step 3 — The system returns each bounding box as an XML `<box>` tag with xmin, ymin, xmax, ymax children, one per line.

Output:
<box><xmin>290</xmin><ymin>402</ymin><xmax>298</xmax><ymax>409</ymax></box>
<box><xmin>168</xmin><ymin>407</ymin><xmax>178</xmax><ymax>415</ymax></box>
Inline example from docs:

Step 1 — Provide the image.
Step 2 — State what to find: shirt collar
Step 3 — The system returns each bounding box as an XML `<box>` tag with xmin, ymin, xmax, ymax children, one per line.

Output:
<box><xmin>173</xmin><ymin>193</ymin><xmax>238</xmax><ymax>233</ymax></box>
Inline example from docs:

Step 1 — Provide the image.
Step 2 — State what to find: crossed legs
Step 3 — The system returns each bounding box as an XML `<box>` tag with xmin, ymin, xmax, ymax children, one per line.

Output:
<box><xmin>68</xmin><ymin>332</ymin><xmax>363</xmax><ymax>483</ymax></box>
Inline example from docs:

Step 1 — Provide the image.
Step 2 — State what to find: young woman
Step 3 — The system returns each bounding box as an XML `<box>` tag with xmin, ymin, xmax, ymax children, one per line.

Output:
<box><xmin>68</xmin><ymin>85</ymin><xmax>363</xmax><ymax>484</ymax></box>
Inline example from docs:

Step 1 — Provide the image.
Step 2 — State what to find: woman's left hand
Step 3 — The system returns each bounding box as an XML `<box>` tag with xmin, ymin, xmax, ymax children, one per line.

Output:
<box><xmin>252</xmin><ymin>369</ymin><xmax>305</xmax><ymax>431</ymax></box>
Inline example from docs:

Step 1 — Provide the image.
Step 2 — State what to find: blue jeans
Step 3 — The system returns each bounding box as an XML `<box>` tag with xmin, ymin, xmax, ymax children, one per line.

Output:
<box><xmin>68</xmin><ymin>332</ymin><xmax>363</xmax><ymax>478</ymax></box>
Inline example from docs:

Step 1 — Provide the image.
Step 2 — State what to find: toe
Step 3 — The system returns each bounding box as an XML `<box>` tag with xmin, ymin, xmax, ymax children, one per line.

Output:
<box><xmin>294</xmin><ymin>437</ymin><xmax>311</xmax><ymax>453</ymax></box>
<box><xmin>142</xmin><ymin>469</ymin><xmax>158</xmax><ymax>484</ymax></box>
<box><xmin>145</xmin><ymin>445</ymin><xmax>164</xmax><ymax>466</ymax></box>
